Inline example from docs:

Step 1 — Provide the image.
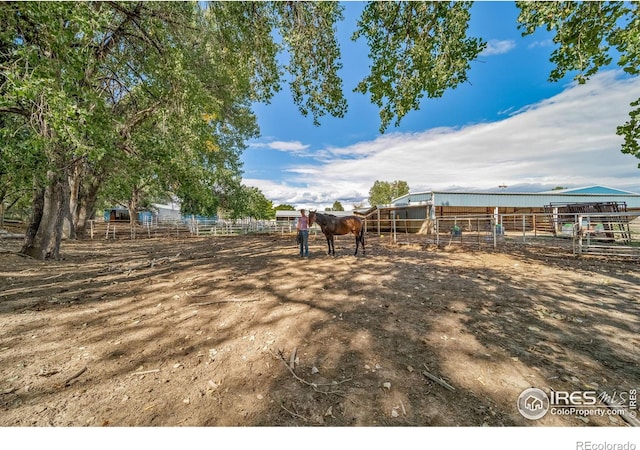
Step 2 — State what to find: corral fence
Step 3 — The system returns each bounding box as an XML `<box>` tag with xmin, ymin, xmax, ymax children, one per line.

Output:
<box><xmin>377</xmin><ymin>212</ymin><xmax>640</xmax><ymax>258</ymax></box>
<box><xmin>86</xmin><ymin>211</ymin><xmax>640</xmax><ymax>258</ymax></box>
<box><xmin>88</xmin><ymin>217</ymin><xmax>302</xmax><ymax>239</ymax></box>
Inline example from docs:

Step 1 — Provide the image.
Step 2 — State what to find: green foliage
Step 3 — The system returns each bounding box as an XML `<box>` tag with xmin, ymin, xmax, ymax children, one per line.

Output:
<box><xmin>274</xmin><ymin>204</ymin><xmax>296</xmax><ymax>211</ymax></box>
<box><xmin>516</xmin><ymin>1</ymin><xmax>640</xmax><ymax>163</ymax></box>
<box><xmin>5</xmin><ymin>0</ymin><xmax>640</xmax><ymax>253</ymax></box>
<box><xmin>0</xmin><ymin>1</ymin><xmax>352</xmax><ymax>231</ymax></box>
<box><xmin>516</xmin><ymin>2</ymin><xmax>628</xmax><ymax>84</ymax></box>
<box><xmin>618</xmin><ymin>97</ymin><xmax>640</xmax><ymax>165</ymax></box>
<box><xmin>325</xmin><ymin>201</ymin><xmax>344</xmax><ymax>211</ymax></box>
<box><xmin>224</xmin><ymin>185</ymin><xmax>274</xmax><ymax>220</ymax></box>
<box><xmin>274</xmin><ymin>2</ymin><xmax>348</xmax><ymax>125</ymax></box>
<box><xmin>246</xmin><ymin>187</ymin><xmax>275</xmax><ymax>220</ymax></box>
<box><xmin>368</xmin><ymin>180</ymin><xmax>410</xmax><ymax>206</ymax></box>
<box><xmin>0</xmin><ymin>2</ymin><xmax>276</xmax><ymax>225</ymax></box>
<box><xmin>353</xmin><ymin>1</ymin><xmax>485</xmax><ymax>132</ymax></box>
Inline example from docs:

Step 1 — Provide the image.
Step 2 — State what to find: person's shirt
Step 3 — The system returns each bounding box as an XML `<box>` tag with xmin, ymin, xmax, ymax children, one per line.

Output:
<box><xmin>297</xmin><ymin>215</ymin><xmax>308</xmax><ymax>231</ymax></box>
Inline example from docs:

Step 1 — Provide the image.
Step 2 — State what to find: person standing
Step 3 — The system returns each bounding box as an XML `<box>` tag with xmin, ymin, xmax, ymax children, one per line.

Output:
<box><xmin>296</xmin><ymin>209</ymin><xmax>309</xmax><ymax>257</ymax></box>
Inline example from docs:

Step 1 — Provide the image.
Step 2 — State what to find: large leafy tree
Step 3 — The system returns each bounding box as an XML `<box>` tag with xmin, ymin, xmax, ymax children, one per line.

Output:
<box><xmin>222</xmin><ymin>185</ymin><xmax>274</xmax><ymax>221</ymax></box>
<box><xmin>0</xmin><ymin>2</ymin><xmax>108</xmax><ymax>258</ymax></box>
<box><xmin>0</xmin><ymin>2</ymin><xmax>353</xmax><ymax>259</ymax></box>
<box><xmin>0</xmin><ymin>1</ymin><xmax>489</xmax><ymax>259</ymax></box>
<box><xmin>6</xmin><ymin>1</ymin><xmax>639</xmax><ymax>261</ymax></box>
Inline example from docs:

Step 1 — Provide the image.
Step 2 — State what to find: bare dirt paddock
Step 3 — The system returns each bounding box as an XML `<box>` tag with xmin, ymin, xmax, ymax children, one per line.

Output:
<box><xmin>0</xmin><ymin>233</ymin><xmax>638</xmax><ymax>427</ymax></box>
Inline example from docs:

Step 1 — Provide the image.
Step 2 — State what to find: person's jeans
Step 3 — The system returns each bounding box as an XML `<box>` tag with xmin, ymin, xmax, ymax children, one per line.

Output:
<box><xmin>299</xmin><ymin>230</ymin><xmax>309</xmax><ymax>257</ymax></box>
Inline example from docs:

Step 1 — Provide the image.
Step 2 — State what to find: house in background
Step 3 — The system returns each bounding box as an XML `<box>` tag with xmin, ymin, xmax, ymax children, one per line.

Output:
<box><xmin>103</xmin><ymin>207</ymin><xmax>152</xmax><ymax>223</ymax></box>
<box><xmin>104</xmin><ymin>199</ymin><xmax>217</xmax><ymax>225</ymax></box>
<box><xmin>152</xmin><ymin>201</ymin><xmax>181</xmax><ymax>221</ymax></box>
<box><xmin>104</xmin><ymin>207</ymin><xmax>132</xmax><ymax>222</ymax></box>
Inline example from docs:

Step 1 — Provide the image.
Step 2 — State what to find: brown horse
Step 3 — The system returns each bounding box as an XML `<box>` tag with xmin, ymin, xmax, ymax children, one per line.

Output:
<box><xmin>308</xmin><ymin>211</ymin><xmax>365</xmax><ymax>256</ymax></box>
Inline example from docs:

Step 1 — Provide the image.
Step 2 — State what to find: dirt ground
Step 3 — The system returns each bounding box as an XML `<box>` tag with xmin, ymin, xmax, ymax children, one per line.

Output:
<box><xmin>0</xmin><ymin>231</ymin><xmax>638</xmax><ymax>427</ymax></box>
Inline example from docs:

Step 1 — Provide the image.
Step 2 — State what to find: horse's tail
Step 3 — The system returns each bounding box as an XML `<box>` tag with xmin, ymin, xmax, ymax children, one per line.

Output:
<box><xmin>358</xmin><ymin>221</ymin><xmax>365</xmax><ymax>246</ymax></box>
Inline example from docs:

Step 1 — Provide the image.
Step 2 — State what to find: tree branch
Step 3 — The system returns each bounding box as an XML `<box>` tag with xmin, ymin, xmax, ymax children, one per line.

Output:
<box><xmin>0</xmin><ymin>106</ymin><xmax>30</xmax><ymax>118</ymax></box>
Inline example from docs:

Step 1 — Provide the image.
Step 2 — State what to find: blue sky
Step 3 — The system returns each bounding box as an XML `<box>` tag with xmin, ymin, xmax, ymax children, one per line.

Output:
<box><xmin>242</xmin><ymin>1</ymin><xmax>640</xmax><ymax>210</ymax></box>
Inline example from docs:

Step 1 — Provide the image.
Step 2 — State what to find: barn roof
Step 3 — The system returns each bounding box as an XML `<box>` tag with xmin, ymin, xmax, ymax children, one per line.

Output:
<box><xmin>538</xmin><ymin>185</ymin><xmax>639</xmax><ymax>195</ymax></box>
<box><xmin>388</xmin><ymin>185</ymin><xmax>640</xmax><ymax>209</ymax></box>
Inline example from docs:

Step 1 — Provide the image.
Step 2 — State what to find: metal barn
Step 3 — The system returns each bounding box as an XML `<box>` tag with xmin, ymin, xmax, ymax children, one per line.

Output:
<box><xmin>363</xmin><ymin>186</ymin><xmax>640</xmax><ymax>234</ymax></box>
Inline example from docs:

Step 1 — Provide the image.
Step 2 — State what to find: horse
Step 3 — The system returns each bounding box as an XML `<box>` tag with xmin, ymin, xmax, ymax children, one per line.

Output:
<box><xmin>308</xmin><ymin>210</ymin><xmax>365</xmax><ymax>256</ymax></box>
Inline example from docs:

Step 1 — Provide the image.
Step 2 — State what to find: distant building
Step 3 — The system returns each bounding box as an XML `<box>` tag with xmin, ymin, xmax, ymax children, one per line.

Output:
<box><xmin>362</xmin><ymin>185</ymin><xmax>640</xmax><ymax>233</ymax></box>
<box><xmin>275</xmin><ymin>210</ymin><xmax>360</xmax><ymax>227</ymax></box>
<box><xmin>104</xmin><ymin>207</ymin><xmax>134</xmax><ymax>222</ymax></box>
<box><xmin>104</xmin><ymin>199</ymin><xmax>216</xmax><ymax>224</ymax></box>
<box><xmin>152</xmin><ymin>201</ymin><xmax>181</xmax><ymax>221</ymax></box>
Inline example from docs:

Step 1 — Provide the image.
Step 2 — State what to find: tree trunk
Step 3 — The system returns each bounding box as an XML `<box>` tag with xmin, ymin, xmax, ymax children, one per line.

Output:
<box><xmin>20</xmin><ymin>183</ymin><xmax>45</xmax><ymax>255</ymax></box>
<box><xmin>64</xmin><ymin>159</ymin><xmax>84</xmax><ymax>240</ymax></box>
<box><xmin>22</xmin><ymin>169</ymin><xmax>70</xmax><ymax>260</ymax></box>
<box><xmin>127</xmin><ymin>187</ymin><xmax>141</xmax><ymax>238</ymax></box>
<box><xmin>75</xmin><ymin>175</ymin><xmax>101</xmax><ymax>239</ymax></box>
<box><xmin>73</xmin><ymin>162</ymin><xmax>106</xmax><ymax>239</ymax></box>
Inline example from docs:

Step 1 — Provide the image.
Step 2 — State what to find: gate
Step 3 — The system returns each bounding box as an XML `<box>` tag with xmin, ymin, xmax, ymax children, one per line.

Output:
<box><xmin>573</xmin><ymin>212</ymin><xmax>640</xmax><ymax>257</ymax></box>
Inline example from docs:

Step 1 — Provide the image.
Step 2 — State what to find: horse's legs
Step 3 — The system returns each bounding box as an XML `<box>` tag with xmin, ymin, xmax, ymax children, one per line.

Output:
<box><xmin>354</xmin><ymin>229</ymin><xmax>365</xmax><ymax>256</ymax></box>
<box><xmin>326</xmin><ymin>236</ymin><xmax>332</xmax><ymax>255</ymax></box>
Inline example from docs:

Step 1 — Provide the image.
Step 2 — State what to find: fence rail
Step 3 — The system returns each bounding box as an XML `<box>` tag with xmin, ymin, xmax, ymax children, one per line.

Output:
<box><xmin>372</xmin><ymin>212</ymin><xmax>640</xmax><ymax>257</ymax></box>
<box><xmin>87</xmin><ymin>211</ymin><xmax>640</xmax><ymax>259</ymax></box>
<box><xmin>574</xmin><ymin>212</ymin><xmax>640</xmax><ymax>257</ymax></box>
<box><xmin>88</xmin><ymin>218</ymin><xmax>298</xmax><ymax>239</ymax></box>
<box><xmin>427</xmin><ymin>212</ymin><xmax>640</xmax><ymax>257</ymax></box>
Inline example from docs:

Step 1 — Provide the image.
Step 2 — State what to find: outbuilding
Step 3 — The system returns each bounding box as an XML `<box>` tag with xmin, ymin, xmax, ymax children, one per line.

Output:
<box><xmin>276</xmin><ymin>210</ymin><xmax>358</xmax><ymax>228</ymax></box>
<box><xmin>363</xmin><ymin>185</ymin><xmax>640</xmax><ymax>234</ymax></box>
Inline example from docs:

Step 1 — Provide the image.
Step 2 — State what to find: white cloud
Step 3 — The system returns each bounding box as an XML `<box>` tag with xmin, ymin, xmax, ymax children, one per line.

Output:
<box><xmin>528</xmin><ymin>39</ymin><xmax>554</xmax><ymax>49</ymax></box>
<box><xmin>250</xmin><ymin>140</ymin><xmax>309</xmax><ymax>154</ymax></box>
<box><xmin>480</xmin><ymin>39</ymin><xmax>516</xmax><ymax>56</ymax></box>
<box><xmin>245</xmin><ymin>70</ymin><xmax>640</xmax><ymax>210</ymax></box>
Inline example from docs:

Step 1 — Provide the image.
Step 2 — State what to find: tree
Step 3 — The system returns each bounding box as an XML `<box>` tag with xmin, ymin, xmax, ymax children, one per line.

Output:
<box><xmin>0</xmin><ymin>2</ymin><xmax>353</xmax><ymax>258</ymax></box>
<box><xmin>325</xmin><ymin>201</ymin><xmax>344</xmax><ymax>211</ymax></box>
<box><xmin>245</xmin><ymin>186</ymin><xmax>275</xmax><ymax>220</ymax></box>
<box><xmin>0</xmin><ymin>2</ymin><xmax>506</xmax><ymax>259</ymax></box>
<box><xmin>224</xmin><ymin>185</ymin><xmax>274</xmax><ymax>220</ymax></box>
<box><xmin>516</xmin><ymin>1</ymin><xmax>640</xmax><ymax>164</ymax></box>
<box><xmin>274</xmin><ymin>204</ymin><xmax>296</xmax><ymax>211</ymax></box>
<box><xmin>368</xmin><ymin>180</ymin><xmax>410</xmax><ymax>206</ymax></box>
<box><xmin>0</xmin><ymin>115</ymin><xmax>43</xmax><ymax>226</ymax></box>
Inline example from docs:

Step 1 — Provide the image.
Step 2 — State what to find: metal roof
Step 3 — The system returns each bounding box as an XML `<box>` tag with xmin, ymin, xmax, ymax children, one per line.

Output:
<box><xmin>538</xmin><ymin>185</ymin><xmax>639</xmax><ymax>195</ymax></box>
<box><xmin>390</xmin><ymin>186</ymin><xmax>640</xmax><ymax>209</ymax></box>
